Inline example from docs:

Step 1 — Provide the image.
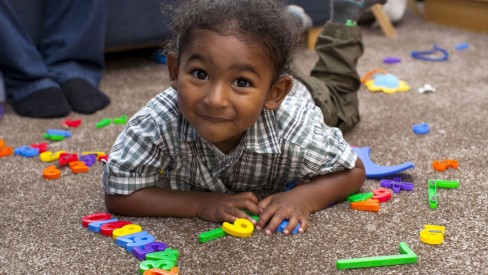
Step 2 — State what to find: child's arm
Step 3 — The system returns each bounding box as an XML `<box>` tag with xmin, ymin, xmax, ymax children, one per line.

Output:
<box><xmin>105</xmin><ymin>188</ymin><xmax>261</xmax><ymax>224</ymax></box>
<box><xmin>255</xmin><ymin>158</ymin><xmax>365</xmax><ymax>235</ymax></box>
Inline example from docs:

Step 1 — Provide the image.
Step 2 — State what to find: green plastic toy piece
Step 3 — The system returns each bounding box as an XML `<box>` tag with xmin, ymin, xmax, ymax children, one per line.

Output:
<box><xmin>96</xmin><ymin>118</ymin><xmax>111</xmax><ymax>128</ymax></box>
<box><xmin>113</xmin><ymin>115</ymin><xmax>128</xmax><ymax>125</ymax></box>
<box><xmin>347</xmin><ymin>192</ymin><xmax>374</xmax><ymax>202</ymax></box>
<box><xmin>336</xmin><ymin>242</ymin><xmax>417</xmax><ymax>270</ymax></box>
<box><xmin>43</xmin><ymin>133</ymin><xmax>65</xmax><ymax>141</ymax></box>
<box><xmin>198</xmin><ymin>227</ymin><xmax>227</xmax><ymax>243</ymax></box>
<box><xmin>431</xmin><ymin>179</ymin><xmax>459</xmax><ymax>189</ymax></box>
<box><xmin>428</xmin><ymin>180</ymin><xmax>437</xmax><ymax>209</ymax></box>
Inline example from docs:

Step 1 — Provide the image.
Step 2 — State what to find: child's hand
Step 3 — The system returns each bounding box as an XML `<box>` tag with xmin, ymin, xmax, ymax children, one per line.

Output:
<box><xmin>196</xmin><ymin>191</ymin><xmax>260</xmax><ymax>224</ymax></box>
<box><xmin>255</xmin><ymin>189</ymin><xmax>312</xmax><ymax>236</ymax></box>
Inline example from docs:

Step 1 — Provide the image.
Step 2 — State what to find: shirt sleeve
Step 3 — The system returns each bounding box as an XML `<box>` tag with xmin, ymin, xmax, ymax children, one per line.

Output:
<box><xmin>302</xmin><ymin>116</ymin><xmax>357</xmax><ymax>176</ymax></box>
<box><xmin>103</xmin><ymin>107</ymin><xmax>168</xmax><ymax>195</ymax></box>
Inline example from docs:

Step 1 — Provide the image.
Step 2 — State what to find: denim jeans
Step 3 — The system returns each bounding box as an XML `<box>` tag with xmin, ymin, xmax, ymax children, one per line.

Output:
<box><xmin>0</xmin><ymin>0</ymin><xmax>107</xmax><ymax>102</ymax></box>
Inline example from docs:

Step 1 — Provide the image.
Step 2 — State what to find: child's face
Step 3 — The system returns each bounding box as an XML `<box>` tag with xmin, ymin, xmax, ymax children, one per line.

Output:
<box><xmin>168</xmin><ymin>28</ymin><xmax>291</xmax><ymax>153</ymax></box>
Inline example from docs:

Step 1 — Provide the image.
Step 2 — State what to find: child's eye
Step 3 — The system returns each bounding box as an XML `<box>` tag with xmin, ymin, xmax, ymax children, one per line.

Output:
<box><xmin>234</xmin><ymin>78</ymin><xmax>251</xmax><ymax>88</ymax></box>
<box><xmin>192</xmin><ymin>70</ymin><xmax>209</xmax><ymax>80</ymax></box>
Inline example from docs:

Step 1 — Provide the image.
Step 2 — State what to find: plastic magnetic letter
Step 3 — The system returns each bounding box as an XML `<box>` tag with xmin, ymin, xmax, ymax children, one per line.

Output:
<box><xmin>336</xmin><ymin>242</ymin><xmax>417</xmax><ymax>269</ymax></box>
<box><xmin>198</xmin><ymin>227</ymin><xmax>227</xmax><ymax>243</ymax></box>
<box><xmin>112</xmin><ymin>224</ymin><xmax>142</xmax><ymax>240</ymax></box>
<box><xmin>30</xmin><ymin>142</ymin><xmax>48</xmax><ymax>153</ymax></box>
<box><xmin>222</xmin><ymin>218</ymin><xmax>254</xmax><ymax>238</ymax></box>
<box><xmin>133</xmin><ymin>241</ymin><xmax>168</xmax><ymax>261</ymax></box>
<box><xmin>88</xmin><ymin>218</ymin><xmax>119</xmax><ymax>233</ymax></box>
<box><xmin>82</xmin><ymin>212</ymin><xmax>112</xmax><ymax>228</ymax></box>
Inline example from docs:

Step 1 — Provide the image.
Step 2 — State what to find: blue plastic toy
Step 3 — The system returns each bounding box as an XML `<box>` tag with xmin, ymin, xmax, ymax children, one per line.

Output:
<box><xmin>411</xmin><ymin>44</ymin><xmax>449</xmax><ymax>62</ymax></box>
<box><xmin>352</xmin><ymin>147</ymin><xmax>414</xmax><ymax>179</ymax></box>
<box><xmin>412</xmin><ymin>123</ymin><xmax>430</xmax><ymax>135</ymax></box>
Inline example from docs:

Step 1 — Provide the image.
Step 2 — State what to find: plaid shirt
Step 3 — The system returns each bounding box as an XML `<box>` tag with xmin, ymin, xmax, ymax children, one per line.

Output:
<box><xmin>103</xmin><ymin>80</ymin><xmax>357</xmax><ymax>195</ymax></box>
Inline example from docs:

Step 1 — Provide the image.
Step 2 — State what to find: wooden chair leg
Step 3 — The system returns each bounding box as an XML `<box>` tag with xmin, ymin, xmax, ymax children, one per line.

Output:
<box><xmin>371</xmin><ymin>4</ymin><xmax>397</xmax><ymax>38</ymax></box>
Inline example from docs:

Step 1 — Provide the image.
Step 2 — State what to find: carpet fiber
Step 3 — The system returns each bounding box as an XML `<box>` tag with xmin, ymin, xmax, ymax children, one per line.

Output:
<box><xmin>1</xmin><ymin>12</ymin><xmax>487</xmax><ymax>274</ymax></box>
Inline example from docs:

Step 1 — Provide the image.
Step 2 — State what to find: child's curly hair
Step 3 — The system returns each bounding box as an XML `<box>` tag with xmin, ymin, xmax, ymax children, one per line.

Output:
<box><xmin>163</xmin><ymin>0</ymin><xmax>303</xmax><ymax>78</ymax></box>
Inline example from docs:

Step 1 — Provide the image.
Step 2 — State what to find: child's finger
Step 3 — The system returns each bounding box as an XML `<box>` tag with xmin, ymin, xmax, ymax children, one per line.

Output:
<box><xmin>298</xmin><ymin>217</ymin><xmax>308</xmax><ymax>234</ymax></box>
<box><xmin>284</xmin><ymin>216</ymin><xmax>300</xmax><ymax>235</ymax></box>
<box><xmin>264</xmin><ymin>212</ymin><xmax>285</xmax><ymax>236</ymax></box>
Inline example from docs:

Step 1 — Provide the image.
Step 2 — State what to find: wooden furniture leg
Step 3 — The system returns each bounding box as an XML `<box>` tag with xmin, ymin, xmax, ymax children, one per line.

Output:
<box><xmin>371</xmin><ymin>4</ymin><xmax>397</xmax><ymax>37</ymax></box>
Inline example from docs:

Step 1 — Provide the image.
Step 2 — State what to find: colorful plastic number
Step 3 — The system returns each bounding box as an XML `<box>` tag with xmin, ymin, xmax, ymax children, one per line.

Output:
<box><xmin>113</xmin><ymin>115</ymin><xmax>128</xmax><ymax>124</ymax></box>
<box><xmin>14</xmin><ymin>146</ymin><xmax>39</xmax><ymax>157</ymax></box>
<box><xmin>69</xmin><ymin>161</ymin><xmax>89</xmax><ymax>173</ymax></box>
<box><xmin>380</xmin><ymin>177</ymin><xmax>414</xmax><ymax>193</ymax></box>
<box><xmin>432</xmin><ymin>159</ymin><xmax>458</xmax><ymax>172</ymax></box>
<box><xmin>276</xmin><ymin>220</ymin><xmax>300</xmax><ymax>235</ymax></box>
<box><xmin>351</xmin><ymin>199</ymin><xmax>380</xmax><ymax>212</ymax></box>
<box><xmin>336</xmin><ymin>242</ymin><xmax>417</xmax><ymax>269</ymax></box>
<box><xmin>133</xmin><ymin>241</ymin><xmax>168</xmax><ymax>260</ymax></box>
<box><xmin>88</xmin><ymin>218</ymin><xmax>119</xmax><ymax>233</ymax></box>
<box><xmin>30</xmin><ymin>142</ymin><xmax>48</xmax><ymax>153</ymax></box>
<box><xmin>42</xmin><ymin>166</ymin><xmax>61</xmax><ymax>180</ymax></box>
<box><xmin>79</xmin><ymin>154</ymin><xmax>97</xmax><ymax>167</ymax></box>
<box><xmin>222</xmin><ymin>218</ymin><xmax>254</xmax><ymax>238</ymax></box>
<box><xmin>40</xmin><ymin>150</ymin><xmax>66</xmax><ymax>162</ymax></box>
<box><xmin>59</xmin><ymin>153</ymin><xmax>78</xmax><ymax>166</ymax></box>
<box><xmin>96</xmin><ymin>118</ymin><xmax>111</xmax><ymax>128</ymax></box>
<box><xmin>372</xmin><ymin>188</ymin><xmax>392</xmax><ymax>203</ymax></box>
<box><xmin>101</xmin><ymin>221</ymin><xmax>132</xmax><ymax>237</ymax></box>
<box><xmin>143</xmin><ymin>267</ymin><xmax>179</xmax><ymax>275</ymax></box>
<box><xmin>420</xmin><ymin>224</ymin><xmax>445</xmax><ymax>245</ymax></box>
<box><xmin>43</xmin><ymin>133</ymin><xmax>65</xmax><ymax>141</ymax></box>
<box><xmin>347</xmin><ymin>192</ymin><xmax>373</xmax><ymax>202</ymax></box>
<box><xmin>112</xmin><ymin>224</ymin><xmax>142</xmax><ymax>240</ymax></box>
<box><xmin>0</xmin><ymin>146</ymin><xmax>13</xmax><ymax>157</ymax></box>
<box><xmin>116</xmin><ymin>231</ymin><xmax>156</xmax><ymax>252</ymax></box>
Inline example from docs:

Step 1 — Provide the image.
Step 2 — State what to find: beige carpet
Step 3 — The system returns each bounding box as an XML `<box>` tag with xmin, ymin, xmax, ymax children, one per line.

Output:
<box><xmin>1</xmin><ymin>12</ymin><xmax>488</xmax><ymax>274</ymax></box>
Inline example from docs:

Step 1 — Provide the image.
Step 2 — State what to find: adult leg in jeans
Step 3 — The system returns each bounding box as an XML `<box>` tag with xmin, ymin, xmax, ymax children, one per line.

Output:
<box><xmin>42</xmin><ymin>0</ymin><xmax>110</xmax><ymax>114</ymax></box>
<box><xmin>0</xmin><ymin>0</ymin><xmax>70</xmax><ymax>118</ymax></box>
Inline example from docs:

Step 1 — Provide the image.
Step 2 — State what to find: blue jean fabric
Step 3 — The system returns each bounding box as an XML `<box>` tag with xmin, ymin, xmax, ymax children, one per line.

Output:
<box><xmin>0</xmin><ymin>0</ymin><xmax>107</xmax><ymax>102</ymax></box>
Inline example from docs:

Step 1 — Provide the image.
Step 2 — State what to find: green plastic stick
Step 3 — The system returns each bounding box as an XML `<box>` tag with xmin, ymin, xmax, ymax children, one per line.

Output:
<box><xmin>336</xmin><ymin>242</ymin><xmax>417</xmax><ymax>270</ymax></box>
<box><xmin>43</xmin><ymin>133</ymin><xmax>65</xmax><ymax>141</ymax></box>
<box><xmin>428</xmin><ymin>180</ymin><xmax>437</xmax><ymax>209</ymax></box>
<box><xmin>96</xmin><ymin>118</ymin><xmax>111</xmax><ymax>128</ymax></box>
<box><xmin>198</xmin><ymin>227</ymin><xmax>227</xmax><ymax>243</ymax></box>
<box><xmin>431</xmin><ymin>179</ymin><xmax>459</xmax><ymax>189</ymax></box>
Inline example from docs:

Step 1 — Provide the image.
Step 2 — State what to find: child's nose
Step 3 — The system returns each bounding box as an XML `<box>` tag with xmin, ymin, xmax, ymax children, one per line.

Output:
<box><xmin>204</xmin><ymin>82</ymin><xmax>229</xmax><ymax>108</ymax></box>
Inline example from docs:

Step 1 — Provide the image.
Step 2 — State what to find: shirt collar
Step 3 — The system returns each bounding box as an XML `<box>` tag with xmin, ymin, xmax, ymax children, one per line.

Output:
<box><xmin>178</xmin><ymin>109</ymin><xmax>281</xmax><ymax>154</ymax></box>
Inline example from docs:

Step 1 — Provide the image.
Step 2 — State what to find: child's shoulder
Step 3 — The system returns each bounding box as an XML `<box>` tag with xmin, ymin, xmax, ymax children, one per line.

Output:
<box><xmin>142</xmin><ymin>87</ymin><xmax>180</xmax><ymax>123</ymax></box>
<box><xmin>273</xmin><ymin>80</ymin><xmax>330</xmax><ymax>147</ymax></box>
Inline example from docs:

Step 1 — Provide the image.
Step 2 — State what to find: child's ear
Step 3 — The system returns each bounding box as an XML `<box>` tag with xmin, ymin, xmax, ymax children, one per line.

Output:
<box><xmin>264</xmin><ymin>75</ymin><xmax>293</xmax><ymax>110</ymax></box>
<box><xmin>167</xmin><ymin>52</ymin><xmax>179</xmax><ymax>89</ymax></box>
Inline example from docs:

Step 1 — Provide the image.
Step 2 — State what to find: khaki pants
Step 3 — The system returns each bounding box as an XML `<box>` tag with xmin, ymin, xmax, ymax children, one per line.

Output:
<box><xmin>293</xmin><ymin>23</ymin><xmax>363</xmax><ymax>132</ymax></box>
